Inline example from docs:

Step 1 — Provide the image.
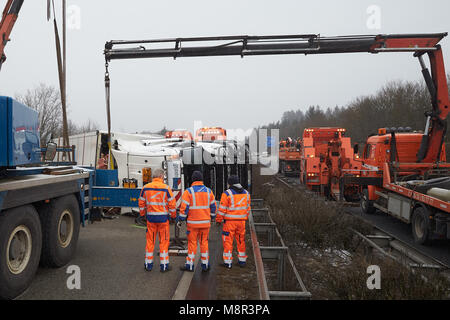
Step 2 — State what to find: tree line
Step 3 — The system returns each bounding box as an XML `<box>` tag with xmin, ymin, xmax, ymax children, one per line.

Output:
<box><xmin>261</xmin><ymin>75</ymin><xmax>450</xmax><ymax>147</ymax></box>
<box><xmin>15</xmin><ymin>83</ymin><xmax>100</xmax><ymax>145</ymax></box>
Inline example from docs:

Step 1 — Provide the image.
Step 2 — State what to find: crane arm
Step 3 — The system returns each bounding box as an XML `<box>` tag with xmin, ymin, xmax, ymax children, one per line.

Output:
<box><xmin>104</xmin><ymin>33</ymin><xmax>446</xmax><ymax>60</ymax></box>
<box><xmin>416</xmin><ymin>47</ymin><xmax>450</xmax><ymax>163</ymax></box>
<box><xmin>0</xmin><ymin>0</ymin><xmax>24</xmax><ymax>70</ymax></box>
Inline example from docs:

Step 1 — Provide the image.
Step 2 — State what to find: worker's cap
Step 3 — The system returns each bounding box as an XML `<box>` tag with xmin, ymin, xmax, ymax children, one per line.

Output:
<box><xmin>227</xmin><ymin>175</ymin><xmax>240</xmax><ymax>186</ymax></box>
<box><xmin>191</xmin><ymin>170</ymin><xmax>203</xmax><ymax>182</ymax></box>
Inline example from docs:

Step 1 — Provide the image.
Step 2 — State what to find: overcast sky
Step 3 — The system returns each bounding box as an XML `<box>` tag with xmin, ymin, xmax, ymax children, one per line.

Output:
<box><xmin>1</xmin><ymin>0</ymin><xmax>449</xmax><ymax>135</ymax></box>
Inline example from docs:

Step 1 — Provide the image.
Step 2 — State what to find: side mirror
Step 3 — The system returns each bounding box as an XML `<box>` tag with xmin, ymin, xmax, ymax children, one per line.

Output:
<box><xmin>44</xmin><ymin>142</ymin><xmax>57</xmax><ymax>161</ymax></box>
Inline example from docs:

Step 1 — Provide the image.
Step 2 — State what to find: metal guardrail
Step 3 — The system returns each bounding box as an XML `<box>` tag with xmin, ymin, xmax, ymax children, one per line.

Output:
<box><xmin>249</xmin><ymin>200</ymin><xmax>311</xmax><ymax>300</ymax></box>
<box><xmin>352</xmin><ymin>225</ymin><xmax>450</xmax><ymax>278</ymax></box>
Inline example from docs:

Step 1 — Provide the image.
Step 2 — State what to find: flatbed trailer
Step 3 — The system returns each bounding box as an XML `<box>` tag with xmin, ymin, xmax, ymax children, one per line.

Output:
<box><xmin>359</xmin><ymin>159</ymin><xmax>450</xmax><ymax>244</ymax></box>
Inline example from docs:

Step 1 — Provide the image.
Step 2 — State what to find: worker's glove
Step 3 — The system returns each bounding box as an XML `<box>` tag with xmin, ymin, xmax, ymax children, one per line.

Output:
<box><xmin>216</xmin><ymin>221</ymin><xmax>222</xmax><ymax>226</ymax></box>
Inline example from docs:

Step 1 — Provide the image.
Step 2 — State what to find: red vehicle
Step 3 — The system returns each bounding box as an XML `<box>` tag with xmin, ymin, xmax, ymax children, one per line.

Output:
<box><xmin>279</xmin><ymin>137</ymin><xmax>301</xmax><ymax>176</ymax></box>
<box><xmin>165</xmin><ymin>129</ymin><xmax>193</xmax><ymax>141</ymax></box>
<box><xmin>322</xmin><ymin>130</ymin><xmax>361</xmax><ymax>201</ymax></box>
<box><xmin>300</xmin><ymin>128</ymin><xmax>343</xmax><ymax>191</ymax></box>
<box><xmin>357</xmin><ymin>127</ymin><xmax>450</xmax><ymax>244</ymax></box>
<box><xmin>195</xmin><ymin>127</ymin><xmax>227</xmax><ymax>142</ymax></box>
<box><xmin>300</xmin><ymin>128</ymin><xmax>360</xmax><ymax>200</ymax></box>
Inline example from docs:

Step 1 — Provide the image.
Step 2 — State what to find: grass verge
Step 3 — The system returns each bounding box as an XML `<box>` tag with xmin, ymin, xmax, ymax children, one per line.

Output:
<box><xmin>252</xmin><ymin>166</ymin><xmax>450</xmax><ymax>299</ymax></box>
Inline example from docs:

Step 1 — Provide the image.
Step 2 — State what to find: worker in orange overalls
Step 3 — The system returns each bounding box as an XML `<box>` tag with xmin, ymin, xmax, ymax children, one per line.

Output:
<box><xmin>138</xmin><ymin>168</ymin><xmax>177</xmax><ymax>272</ymax></box>
<box><xmin>216</xmin><ymin>175</ymin><xmax>251</xmax><ymax>269</ymax></box>
<box><xmin>178</xmin><ymin>171</ymin><xmax>216</xmax><ymax>272</ymax></box>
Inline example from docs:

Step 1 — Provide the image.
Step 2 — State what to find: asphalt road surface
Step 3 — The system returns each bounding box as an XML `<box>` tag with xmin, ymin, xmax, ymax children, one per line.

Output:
<box><xmin>17</xmin><ymin>215</ymin><xmax>186</xmax><ymax>300</ymax></box>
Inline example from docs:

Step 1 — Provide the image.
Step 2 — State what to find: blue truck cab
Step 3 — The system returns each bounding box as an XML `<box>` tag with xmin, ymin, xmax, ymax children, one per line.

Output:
<box><xmin>0</xmin><ymin>96</ymin><xmax>41</xmax><ymax>167</ymax></box>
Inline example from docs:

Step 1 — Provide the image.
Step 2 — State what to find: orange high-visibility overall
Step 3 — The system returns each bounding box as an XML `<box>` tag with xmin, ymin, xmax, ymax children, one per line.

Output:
<box><xmin>217</xmin><ymin>188</ymin><xmax>251</xmax><ymax>265</ymax></box>
<box><xmin>138</xmin><ymin>178</ymin><xmax>177</xmax><ymax>269</ymax></box>
<box><xmin>179</xmin><ymin>181</ymin><xmax>216</xmax><ymax>270</ymax></box>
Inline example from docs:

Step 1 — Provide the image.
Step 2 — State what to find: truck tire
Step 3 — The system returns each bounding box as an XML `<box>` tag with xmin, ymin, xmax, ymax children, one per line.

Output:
<box><xmin>360</xmin><ymin>189</ymin><xmax>376</xmax><ymax>214</ymax></box>
<box><xmin>39</xmin><ymin>195</ymin><xmax>80</xmax><ymax>268</ymax></box>
<box><xmin>0</xmin><ymin>205</ymin><xmax>42</xmax><ymax>300</ymax></box>
<box><xmin>411</xmin><ymin>207</ymin><xmax>432</xmax><ymax>245</ymax></box>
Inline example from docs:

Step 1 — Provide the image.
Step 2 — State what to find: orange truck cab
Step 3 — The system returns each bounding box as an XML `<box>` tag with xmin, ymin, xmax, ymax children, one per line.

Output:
<box><xmin>279</xmin><ymin>137</ymin><xmax>301</xmax><ymax>176</ymax></box>
<box><xmin>195</xmin><ymin>127</ymin><xmax>227</xmax><ymax>142</ymax></box>
<box><xmin>165</xmin><ymin>129</ymin><xmax>193</xmax><ymax>141</ymax></box>
<box><xmin>358</xmin><ymin>127</ymin><xmax>446</xmax><ymax>204</ymax></box>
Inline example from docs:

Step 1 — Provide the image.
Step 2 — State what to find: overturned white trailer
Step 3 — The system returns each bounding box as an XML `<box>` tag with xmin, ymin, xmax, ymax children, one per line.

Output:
<box><xmin>61</xmin><ymin>130</ymin><xmax>251</xmax><ymax>206</ymax></box>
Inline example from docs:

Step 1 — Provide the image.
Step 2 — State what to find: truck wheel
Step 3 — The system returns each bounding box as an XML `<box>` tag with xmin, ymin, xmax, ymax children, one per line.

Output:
<box><xmin>360</xmin><ymin>189</ymin><xmax>376</xmax><ymax>214</ymax></box>
<box><xmin>39</xmin><ymin>195</ymin><xmax>80</xmax><ymax>268</ymax></box>
<box><xmin>0</xmin><ymin>205</ymin><xmax>42</xmax><ymax>300</ymax></box>
<box><xmin>411</xmin><ymin>207</ymin><xmax>432</xmax><ymax>245</ymax></box>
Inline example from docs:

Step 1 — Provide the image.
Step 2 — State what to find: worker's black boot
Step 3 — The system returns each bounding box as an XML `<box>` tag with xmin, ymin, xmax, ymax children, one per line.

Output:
<box><xmin>144</xmin><ymin>263</ymin><xmax>153</xmax><ymax>272</ymax></box>
<box><xmin>160</xmin><ymin>264</ymin><xmax>172</xmax><ymax>273</ymax></box>
<box><xmin>201</xmin><ymin>263</ymin><xmax>210</xmax><ymax>272</ymax></box>
<box><xmin>180</xmin><ymin>265</ymin><xmax>194</xmax><ymax>272</ymax></box>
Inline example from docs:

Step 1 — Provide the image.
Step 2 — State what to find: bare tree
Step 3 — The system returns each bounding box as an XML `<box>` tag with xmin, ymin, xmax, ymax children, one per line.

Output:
<box><xmin>67</xmin><ymin>119</ymin><xmax>100</xmax><ymax>136</ymax></box>
<box><xmin>261</xmin><ymin>74</ymin><xmax>450</xmax><ymax>146</ymax></box>
<box><xmin>15</xmin><ymin>83</ymin><xmax>62</xmax><ymax>145</ymax></box>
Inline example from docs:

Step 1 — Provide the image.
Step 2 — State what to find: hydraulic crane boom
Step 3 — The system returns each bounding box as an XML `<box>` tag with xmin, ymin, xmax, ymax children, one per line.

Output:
<box><xmin>104</xmin><ymin>33</ymin><xmax>446</xmax><ymax>59</ymax></box>
<box><xmin>0</xmin><ymin>0</ymin><xmax>23</xmax><ymax>70</ymax></box>
<box><xmin>104</xmin><ymin>32</ymin><xmax>450</xmax><ymax>164</ymax></box>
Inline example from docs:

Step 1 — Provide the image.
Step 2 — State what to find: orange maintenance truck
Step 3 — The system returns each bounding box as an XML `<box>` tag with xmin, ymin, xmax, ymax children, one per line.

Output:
<box><xmin>165</xmin><ymin>129</ymin><xmax>193</xmax><ymax>141</ymax></box>
<box><xmin>355</xmin><ymin>126</ymin><xmax>450</xmax><ymax>244</ymax></box>
<box><xmin>300</xmin><ymin>128</ymin><xmax>332</xmax><ymax>191</ymax></box>
<box><xmin>300</xmin><ymin>128</ymin><xmax>360</xmax><ymax>201</ymax></box>
<box><xmin>195</xmin><ymin>127</ymin><xmax>227</xmax><ymax>142</ymax></box>
<box><xmin>279</xmin><ymin>137</ymin><xmax>302</xmax><ymax>176</ymax></box>
<box><xmin>323</xmin><ymin>129</ymin><xmax>361</xmax><ymax>202</ymax></box>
